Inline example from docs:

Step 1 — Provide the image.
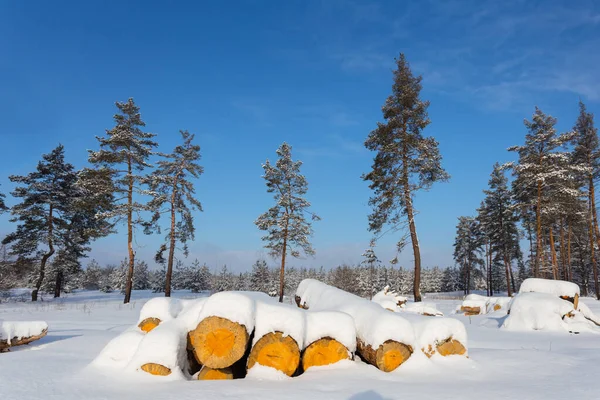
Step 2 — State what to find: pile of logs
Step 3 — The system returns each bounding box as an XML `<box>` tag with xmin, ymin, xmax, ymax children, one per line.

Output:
<box><xmin>98</xmin><ymin>280</ymin><xmax>469</xmax><ymax>380</ymax></box>
<box><xmin>0</xmin><ymin>321</ymin><xmax>48</xmax><ymax>352</ymax></box>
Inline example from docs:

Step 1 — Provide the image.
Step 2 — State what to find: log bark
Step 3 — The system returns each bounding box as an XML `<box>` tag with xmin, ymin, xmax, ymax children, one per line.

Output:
<box><xmin>197</xmin><ymin>366</ymin><xmax>233</xmax><ymax>380</ymax></box>
<box><xmin>124</xmin><ymin>156</ymin><xmax>135</xmax><ymax>305</ymax></box>
<box><xmin>301</xmin><ymin>337</ymin><xmax>351</xmax><ymax>371</ymax></box>
<box><xmin>140</xmin><ymin>363</ymin><xmax>171</xmax><ymax>376</ymax></box>
<box><xmin>549</xmin><ymin>227</ymin><xmax>558</xmax><ymax>280</ymax></box>
<box><xmin>247</xmin><ymin>331</ymin><xmax>300</xmax><ymax>377</ymax></box>
<box><xmin>186</xmin><ymin>333</ymin><xmax>202</xmax><ymax>375</ymax></box>
<box><xmin>356</xmin><ymin>338</ymin><xmax>412</xmax><ymax>372</ymax></box>
<box><xmin>0</xmin><ymin>328</ymin><xmax>48</xmax><ymax>351</ymax></box>
<box><xmin>138</xmin><ymin>317</ymin><xmax>161</xmax><ymax>333</ymax></box>
<box><xmin>189</xmin><ymin>316</ymin><xmax>249</xmax><ymax>369</ymax></box>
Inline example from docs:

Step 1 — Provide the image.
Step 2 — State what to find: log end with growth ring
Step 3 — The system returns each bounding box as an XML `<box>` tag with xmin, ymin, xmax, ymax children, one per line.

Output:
<box><xmin>460</xmin><ymin>306</ymin><xmax>481</xmax><ymax>316</ymax></box>
<box><xmin>138</xmin><ymin>318</ymin><xmax>161</xmax><ymax>333</ymax></box>
<box><xmin>140</xmin><ymin>363</ymin><xmax>171</xmax><ymax>376</ymax></box>
<box><xmin>247</xmin><ymin>331</ymin><xmax>300</xmax><ymax>377</ymax></box>
<box><xmin>423</xmin><ymin>338</ymin><xmax>467</xmax><ymax>358</ymax></box>
<box><xmin>197</xmin><ymin>366</ymin><xmax>233</xmax><ymax>380</ymax></box>
<box><xmin>357</xmin><ymin>338</ymin><xmax>413</xmax><ymax>372</ymax></box>
<box><xmin>302</xmin><ymin>337</ymin><xmax>350</xmax><ymax>371</ymax></box>
<box><xmin>189</xmin><ymin>316</ymin><xmax>249</xmax><ymax>369</ymax></box>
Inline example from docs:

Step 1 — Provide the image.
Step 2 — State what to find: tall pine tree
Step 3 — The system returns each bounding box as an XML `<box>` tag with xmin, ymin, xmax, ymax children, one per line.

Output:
<box><xmin>478</xmin><ymin>164</ymin><xmax>521</xmax><ymax>296</ymax></box>
<box><xmin>453</xmin><ymin>216</ymin><xmax>484</xmax><ymax>294</ymax></box>
<box><xmin>572</xmin><ymin>101</ymin><xmax>600</xmax><ymax>299</ymax></box>
<box><xmin>146</xmin><ymin>130</ymin><xmax>203</xmax><ymax>297</ymax></box>
<box><xmin>3</xmin><ymin>145</ymin><xmax>78</xmax><ymax>301</ymax></box>
<box><xmin>255</xmin><ymin>142</ymin><xmax>320</xmax><ymax>302</ymax></box>
<box><xmin>363</xmin><ymin>53</ymin><xmax>449</xmax><ymax>301</ymax></box>
<box><xmin>88</xmin><ymin>98</ymin><xmax>157</xmax><ymax>304</ymax></box>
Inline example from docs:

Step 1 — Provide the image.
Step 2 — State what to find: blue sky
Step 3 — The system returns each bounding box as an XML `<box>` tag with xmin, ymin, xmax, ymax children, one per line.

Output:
<box><xmin>1</xmin><ymin>0</ymin><xmax>599</xmax><ymax>273</ymax></box>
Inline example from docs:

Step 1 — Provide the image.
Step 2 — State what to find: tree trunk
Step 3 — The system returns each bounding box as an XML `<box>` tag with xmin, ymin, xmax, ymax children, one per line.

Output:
<box><xmin>567</xmin><ymin>222</ymin><xmax>572</xmax><ymax>281</ymax></box>
<box><xmin>535</xmin><ymin>180</ymin><xmax>543</xmax><ymax>278</ymax></box>
<box><xmin>279</xmin><ymin>224</ymin><xmax>288</xmax><ymax>303</ymax></box>
<box><xmin>590</xmin><ymin>177</ymin><xmax>600</xmax><ymax>300</ymax></box>
<box><xmin>485</xmin><ymin>240</ymin><xmax>490</xmax><ymax>296</ymax></box>
<box><xmin>124</xmin><ymin>158</ymin><xmax>135</xmax><ymax>304</ymax></box>
<box><xmin>509</xmin><ymin>262</ymin><xmax>516</xmax><ymax>294</ymax></box>
<box><xmin>549</xmin><ymin>227</ymin><xmax>558</xmax><ymax>280</ymax></box>
<box><xmin>165</xmin><ymin>182</ymin><xmax>179</xmax><ymax>298</ymax></box>
<box><xmin>503</xmin><ymin>253</ymin><xmax>512</xmax><ymax>297</ymax></box>
<box><xmin>53</xmin><ymin>270</ymin><xmax>62</xmax><ymax>298</ymax></box>
<box><xmin>559</xmin><ymin>217</ymin><xmax>566</xmax><ymax>282</ymax></box>
<box><xmin>33</xmin><ymin>204</ymin><xmax>55</xmax><ymax>302</ymax></box>
<box><xmin>489</xmin><ymin>246</ymin><xmax>493</xmax><ymax>296</ymax></box>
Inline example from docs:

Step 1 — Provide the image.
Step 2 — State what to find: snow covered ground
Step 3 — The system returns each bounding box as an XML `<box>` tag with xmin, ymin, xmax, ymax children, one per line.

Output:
<box><xmin>1</xmin><ymin>290</ymin><xmax>599</xmax><ymax>400</ymax></box>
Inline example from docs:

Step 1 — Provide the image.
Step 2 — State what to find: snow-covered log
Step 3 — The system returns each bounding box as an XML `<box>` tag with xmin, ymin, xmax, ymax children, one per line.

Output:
<box><xmin>296</xmin><ymin>279</ymin><xmax>416</xmax><ymax>372</ymax></box>
<box><xmin>197</xmin><ymin>366</ymin><xmax>233</xmax><ymax>380</ymax></box>
<box><xmin>137</xmin><ymin>297</ymin><xmax>182</xmax><ymax>333</ymax></box>
<box><xmin>371</xmin><ymin>286</ymin><xmax>407</xmax><ymax>311</ymax></box>
<box><xmin>127</xmin><ymin>319</ymin><xmax>188</xmax><ymax>378</ymax></box>
<box><xmin>92</xmin><ymin>329</ymin><xmax>145</xmax><ymax>369</ymax></box>
<box><xmin>519</xmin><ymin>278</ymin><xmax>580</xmax><ymax>309</ymax></box>
<box><xmin>246</xmin><ymin>300</ymin><xmax>304</xmax><ymax>377</ymax></box>
<box><xmin>188</xmin><ymin>292</ymin><xmax>255</xmax><ymax>369</ymax></box>
<box><xmin>502</xmin><ymin>292</ymin><xmax>576</xmax><ymax>332</ymax></box>
<box><xmin>401</xmin><ymin>314</ymin><xmax>468</xmax><ymax>358</ymax></box>
<box><xmin>458</xmin><ymin>294</ymin><xmax>511</xmax><ymax>316</ymax></box>
<box><xmin>302</xmin><ymin>311</ymin><xmax>355</xmax><ymax>371</ymax></box>
<box><xmin>0</xmin><ymin>321</ymin><xmax>48</xmax><ymax>351</ymax></box>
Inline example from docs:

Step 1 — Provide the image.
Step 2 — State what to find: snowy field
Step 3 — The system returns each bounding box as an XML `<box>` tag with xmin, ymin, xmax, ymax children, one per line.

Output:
<box><xmin>1</xmin><ymin>290</ymin><xmax>599</xmax><ymax>400</ymax></box>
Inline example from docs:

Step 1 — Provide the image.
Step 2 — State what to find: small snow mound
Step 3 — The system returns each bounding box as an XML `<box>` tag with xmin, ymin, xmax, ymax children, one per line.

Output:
<box><xmin>519</xmin><ymin>278</ymin><xmax>579</xmax><ymax>298</ymax></box>
<box><xmin>253</xmin><ymin>299</ymin><xmax>305</xmax><ymax>348</ymax></box>
<box><xmin>138</xmin><ymin>297</ymin><xmax>182</xmax><ymax>325</ymax></box>
<box><xmin>246</xmin><ymin>364</ymin><xmax>291</xmax><ymax>381</ymax></box>
<box><xmin>92</xmin><ymin>329</ymin><xmax>145</xmax><ymax>369</ymax></box>
<box><xmin>502</xmin><ymin>292</ymin><xmax>575</xmax><ymax>332</ymax></box>
<box><xmin>401</xmin><ymin>302</ymin><xmax>444</xmax><ymax>317</ymax></box>
<box><xmin>197</xmin><ymin>291</ymin><xmax>256</xmax><ymax>334</ymax></box>
<box><xmin>304</xmin><ymin>311</ymin><xmax>356</xmax><ymax>352</ymax></box>
<box><xmin>372</xmin><ymin>286</ymin><xmax>407</xmax><ymax>311</ymax></box>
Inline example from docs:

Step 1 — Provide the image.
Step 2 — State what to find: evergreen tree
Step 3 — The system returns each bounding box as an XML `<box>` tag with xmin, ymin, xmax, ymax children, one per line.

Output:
<box><xmin>81</xmin><ymin>260</ymin><xmax>103</xmax><ymax>290</ymax></box>
<box><xmin>250</xmin><ymin>259</ymin><xmax>270</xmax><ymax>293</ymax></box>
<box><xmin>109</xmin><ymin>261</ymin><xmax>128</xmax><ymax>293</ymax></box>
<box><xmin>133</xmin><ymin>260</ymin><xmax>150</xmax><ymax>290</ymax></box>
<box><xmin>508</xmin><ymin>108</ymin><xmax>574</xmax><ymax>278</ymax></box>
<box><xmin>43</xmin><ymin>248</ymin><xmax>83</xmax><ymax>295</ymax></box>
<box><xmin>479</xmin><ymin>164</ymin><xmax>521</xmax><ymax>296</ymax></box>
<box><xmin>255</xmin><ymin>142</ymin><xmax>320</xmax><ymax>302</ymax></box>
<box><xmin>3</xmin><ymin>145</ymin><xmax>78</xmax><ymax>301</ymax></box>
<box><xmin>214</xmin><ymin>265</ymin><xmax>233</xmax><ymax>292</ymax></box>
<box><xmin>146</xmin><ymin>130</ymin><xmax>203</xmax><ymax>297</ymax></box>
<box><xmin>0</xmin><ymin>186</ymin><xmax>7</xmax><ymax>213</ymax></box>
<box><xmin>572</xmin><ymin>101</ymin><xmax>600</xmax><ymax>299</ymax></box>
<box><xmin>149</xmin><ymin>266</ymin><xmax>166</xmax><ymax>293</ymax></box>
<box><xmin>360</xmin><ymin>247</ymin><xmax>380</xmax><ymax>299</ymax></box>
<box><xmin>363</xmin><ymin>54</ymin><xmax>450</xmax><ymax>302</ymax></box>
<box><xmin>453</xmin><ymin>216</ymin><xmax>484</xmax><ymax>294</ymax></box>
<box><xmin>88</xmin><ymin>98</ymin><xmax>157</xmax><ymax>304</ymax></box>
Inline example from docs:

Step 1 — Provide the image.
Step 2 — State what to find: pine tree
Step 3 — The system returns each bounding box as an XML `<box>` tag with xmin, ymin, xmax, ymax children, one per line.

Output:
<box><xmin>250</xmin><ymin>259</ymin><xmax>270</xmax><ymax>293</ymax></box>
<box><xmin>479</xmin><ymin>164</ymin><xmax>521</xmax><ymax>296</ymax></box>
<box><xmin>363</xmin><ymin>54</ymin><xmax>450</xmax><ymax>302</ymax></box>
<box><xmin>88</xmin><ymin>98</ymin><xmax>157</xmax><ymax>304</ymax></box>
<box><xmin>109</xmin><ymin>261</ymin><xmax>128</xmax><ymax>294</ymax></box>
<box><xmin>0</xmin><ymin>187</ymin><xmax>7</xmax><ymax>213</ymax></box>
<box><xmin>214</xmin><ymin>265</ymin><xmax>232</xmax><ymax>292</ymax></box>
<box><xmin>133</xmin><ymin>260</ymin><xmax>150</xmax><ymax>290</ymax></box>
<box><xmin>2</xmin><ymin>145</ymin><xmax>79</xmax><ymax>301</ymax></box>
<box><xmin>82</xmin><ymin>260</ymin><xmax>103</xmax><ymax>290</ymax></box>
<box><xmin>146</xmin><ymin>130</ymin><xmax>203</xmax><ymax>297</ymax></box>
<box><xmin>360</xmin><ymin>247</ymin><xmax>380</xmax><ymax>299</ymax></box>
<box><xmin>572</xmin><ymin>101</ymin><xmax>600</xmax><ymax>300</ymax></box>
<box><xmin>453</xmin><ymin>216</ymin><xmax>484</xmax><ymax>294</ymax></box>
<box><xmin>149</xmin><ymin>266</ymin><xmax>166</xmax><ymax>293</ymax></box>
<box><xmin>508</xmin><ymin>108</ymin><xmax>574</xmax><ymax>278</ymax></box>
<box><xmin>255</xmin><ymin>142</ymin><xmax>320</xmax><ymax>302</ymax></box>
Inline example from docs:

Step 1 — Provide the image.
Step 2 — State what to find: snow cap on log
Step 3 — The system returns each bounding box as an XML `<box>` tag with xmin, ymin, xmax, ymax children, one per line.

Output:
<box><xmin>127</xmin><ymin>319</ymin><xmax>187</xmax><ymax>379</ymax></box>
<box><xmin>137</xmin><ymin>298</ymin><xmax>183</xmax><ymax>332</ymax></box>
<box><xmin>92</xmin><ymin>329</ymin><xmax>145</xmax><ymax>369</ymax></box>
<box><xmin>401</xmin><ymin>313</ymin><xmax>468</xmax><ymax>357</ymax></box>
<box><xmin>519</xmin><ymin>278</ymin><xmax>580</xmax><ymax>298</ymax></box>
<box><xmin>252</xmin><ymin>299</ymin><xmax>305</xmax><ymax>348</ymax></box>
<box><xmin>502</xmin><ymin>292</ymin><xmax>575</xmax><ymax>332</ymax></box>
<box><xmin>304</xmin><ymin>311</ymin><xmax>356</xmax><ymax>353</ymax></box>
<box><xmin>197</xmin><ymin>291</ymin><xmax>256</xmax><ymax>334</ymax></box>
<box><xmin>0</xmin><ymin>321</ymin><xmax>48</xmax><ymax>346</ymax></box>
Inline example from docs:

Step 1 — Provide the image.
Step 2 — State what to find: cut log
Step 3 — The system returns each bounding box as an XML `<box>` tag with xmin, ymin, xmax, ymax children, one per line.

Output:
<box><xmin>296</xmin><ymin>279</ymin><xmax>416</xmax><ymax>373</ymax></box>
<box><xmin>560</xmin><ymin>294</ymin><xmax>579</xmax><ymax>310</ymax></box>
<box><xmin>189</xmin><ymin>316</ymin><xmax>250</xmax><ymax>369</ymax></box>
<box><xmin>138</xmin><ymin>317</ymin><xmax>161</xmax><ymax>333</ymax></box>
<box><xmin>302</xmin><ymin>337</ymin><xmax>350</xmax><ymax>371</ymax></box>
<box><xmin>423</xmin><ymin>338</ymin><xmax>467</xmax><ymax>358</ymax></box>
<box><xmin>356</xmin><ymin>339</ymin><xmax>412</xmax><ymax>372</ymax></box>
<box><xmin>0</xmin><ymin>328</ymin><xmax>48</xmax><ymax>351</ymax></box>
<box><xmin>141</xmin><ymin>363</ymin><xmax>171</xmax><ymax>376</ymax></box>
<box><xmin>197</xmin><ymin>366</ymin><xmax>233</xmax><ymax>380</ymax></box>
<box><xmin>460</xmin><ymin>306</ymin><xmax>481</xmax><ymax>316</ymax></box>
<box><xmin>493</xmin><ymin>304</ymin><xmax>502</xmax><ymax>311</ymax></box>
<box><xmin>247</xmin><ymin>331</ymin><xmax>300</xmax><ymax>377</ymax></box>
<box><xmin>186</xmin><ymin>333</ymin><xmax>202</xmax><ymax>375</ymax></box>
<box><xmin>295</xmin><ymin>295</ymin><xmax>308</xmax><ymax>309</ymax></box>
